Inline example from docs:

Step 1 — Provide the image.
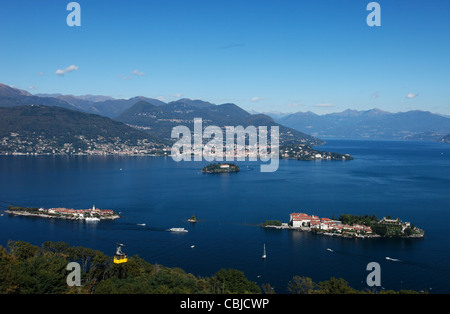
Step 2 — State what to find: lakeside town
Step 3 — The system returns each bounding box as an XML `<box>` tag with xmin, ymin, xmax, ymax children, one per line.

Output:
<box><xmin>1</xmin><ymin>132</ymin><xmax>352</xmax><ymax>162</ymax></box>
<box><xmin>5</xmin><ymin>205</ymin><xmax>120</xmax><ymax>221</ymax></box>
<box><xmin>264</xmin><ymin>212</ymin><xmax>424</xmax><ymax>238</ymax></box>
<box><xmin>0</xmin><ymin>133</ymin><xmax>170</xmax><ymax>156</ymax></box>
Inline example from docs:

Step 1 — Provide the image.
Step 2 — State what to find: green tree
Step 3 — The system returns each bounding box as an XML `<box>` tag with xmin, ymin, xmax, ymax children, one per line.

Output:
<box><xmin>287</xmin><ymin>276</ymin><xmax>317</xmax><ymax>294</ymax></box>
<box><xmin>261</xmin><ymin>283</ymin><xmax>276</xmax><ymax>294</ymax></box>
<box><xmin>317</xmin><ymin>277</ymin><xmax>358</xmax><ymax>294</ymax></box>
<box><xmin>7</xmin><ymin>240</ymin><xmax>39</xmax><ymax>261</ymax></box>
<box><xmin>212</xmin><ymin>269</ymin><xmax>261</xmax><ymax>294</ymax></box>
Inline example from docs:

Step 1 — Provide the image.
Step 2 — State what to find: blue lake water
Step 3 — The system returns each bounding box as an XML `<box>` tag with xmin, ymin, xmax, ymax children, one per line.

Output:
<box><xmin>1</xmin><ymin>140</ymin><xmax>450</xmax><ymax>293</ymax></box>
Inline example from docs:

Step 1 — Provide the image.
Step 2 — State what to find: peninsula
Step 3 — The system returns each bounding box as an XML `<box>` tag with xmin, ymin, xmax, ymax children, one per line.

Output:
<box><xmin>441</xmin><ymin>134</ymin><xmax>450</xmax><ymax>143</ymax></box>
<box><xmin>5</xmin><ymin>205</ymin><xmax>120</xmax><ymax>221</ymax></box>
<box><xmin>280</xmin><ymin>144</ymin><xmax>354</xmax><ymax>161</ymax></box>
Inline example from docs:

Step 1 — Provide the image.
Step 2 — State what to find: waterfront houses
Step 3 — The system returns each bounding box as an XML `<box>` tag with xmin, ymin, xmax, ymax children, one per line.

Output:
<box><xmin>0</xmin><ymin>133</ymin><xmax>169</xmax><ymax>156</ymax></box>
<box><xmin>280</xmin><ymin>144</ymin><xmax>353</xmax><ymax>161</ymax></box>
<box><xmin>6</xmin><ymin>205</ymin><xmax>119</xmax><ymax>221</ymax></box>
<box><xmin>44</xmin><ymin>205</ymin><xmax>116</xmax><ymax>219</ymax></box>
<box><xmin>283</xmin><ymin>212</ymin><xmax>424</xmax><ymax>238</ymax></box>
<box><xmin>289</xmin><ymin>212</ymin><xmax>373</xmax><ymax>235</ymax></box>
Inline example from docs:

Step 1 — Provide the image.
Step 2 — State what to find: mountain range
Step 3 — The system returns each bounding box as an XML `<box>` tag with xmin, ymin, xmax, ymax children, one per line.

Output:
<box><xmin>116</xmin><ymin>99</ymin><xmax>319</xmax><ymax>144</ymax></box>
<box><xmin>3</xmin><ymin>83</ymin><xmax>449</xmax><ymax>145</ymax></box>
<box><xmin>0</xmin><ymin>105</ymin><xmax>154</xmax><ymax>143</ymax></box>
<box><xmin>0</xmin><ymin>84</ymin><xmax>319</xmax><ymax>146</ymax></box>
<box><xmin>0</xmin><ymin>84</ymin><xmax>83</xmax><ymax>111</ymax></box>
<box><xmin>0</xmin><ymin>104</ymin><xmax>166</xmax><ymax>155</ymax></box>
<box><xmin>270</xmin><ymin>109</ymin><xmax>450</xmax><ymax>141</ymax></box>
<box><xmin>34</xmin><ymin>93</ymin><xmax>167</xmax><ymax>118</ymax></box>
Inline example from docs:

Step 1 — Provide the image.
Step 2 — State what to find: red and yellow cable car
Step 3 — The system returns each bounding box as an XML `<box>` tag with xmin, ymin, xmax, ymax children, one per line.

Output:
<box><xmin>113</xmin><ymin>243</ymin><xmax>128</xmax><ymax>264</ymax></box>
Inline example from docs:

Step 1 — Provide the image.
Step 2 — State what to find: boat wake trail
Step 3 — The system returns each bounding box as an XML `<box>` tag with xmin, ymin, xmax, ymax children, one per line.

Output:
<box><xmin>385</xmin><ymin>257</ymin><xmax>401</xmax><ymax>262</ymax></box>
<box><xmin>324</xmin><ymin>247</ymin><xmax>449</xmax><ymax>276</ymax></box>
<box><xmin>102</xmin><ymin>222</ymin><xmax>167</xmax><ymax>232</ymax></box>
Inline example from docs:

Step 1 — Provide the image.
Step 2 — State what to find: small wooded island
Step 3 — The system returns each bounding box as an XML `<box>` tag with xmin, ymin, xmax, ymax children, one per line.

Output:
<box><xmin>187</xmin><ymin>214</ymin><xmax>198</xmax><ymax>223</ymax></box>
<box><xmin>202</xmin><ymin>163</ymin><xmax>240</xmax><ymax>174</ymax></box>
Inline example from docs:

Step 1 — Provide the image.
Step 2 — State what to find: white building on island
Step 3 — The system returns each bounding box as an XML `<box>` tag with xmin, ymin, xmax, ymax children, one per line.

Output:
<box><xmin>289</xmin><ymin>212</ymin><xmax>372</xmax><ymax>234</ymax></box>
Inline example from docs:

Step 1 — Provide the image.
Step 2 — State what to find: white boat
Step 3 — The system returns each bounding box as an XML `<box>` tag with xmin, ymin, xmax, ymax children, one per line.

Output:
<box><xmin>262</xmin><ymin>244</ymin><xmax>266</xmax><ymax>259</ymax></box>
<box><xmin>169</xmin><ymin>227</ymin><xmax>188</xmax><ymax>232</ymax></box>
<box><xmin>326</xmin><ymin>248</ymin><xmax>333</xmax><ymax>252</ymax></box>
<box><xmin>85</xmin><ymin>217</ymin><xmax>100</xmax><ymax>222</ymax></box>
<box><xmin>386</xmin><ymin>257</ymin><xmax>400</xmax><ymax>262</ymax></box>
<box><xmin>191</xmin><ymin>245</ymin><xmax>195</xmax><ymax>249</ymax></box>
<box><xmin>137</xmin><ymin>223</ymin><xmax>146</xmax><ymax>226</ymax></box>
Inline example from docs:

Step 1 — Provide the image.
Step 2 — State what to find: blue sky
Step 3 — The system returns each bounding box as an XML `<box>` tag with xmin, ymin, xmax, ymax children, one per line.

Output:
<box><xmin>0</xmin><ymin>0</ymin><xmax>449</xmax><ymax>115</ymax></box>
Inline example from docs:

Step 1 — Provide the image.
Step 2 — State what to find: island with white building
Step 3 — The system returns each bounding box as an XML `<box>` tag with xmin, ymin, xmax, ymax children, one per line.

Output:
<box><xmin>201</xmin><ymin>163</ymin><xmax>240</xmax><ymax>174</ymax></box>
<box><xmin>263</xmin><ymin>212</ymin><xmax>424</xmax><ymax>238</ymax></box>
<box><xmin>5</xmin><ymin>205</ymin><xmax>119</xmax><ymax>221</ymax></box>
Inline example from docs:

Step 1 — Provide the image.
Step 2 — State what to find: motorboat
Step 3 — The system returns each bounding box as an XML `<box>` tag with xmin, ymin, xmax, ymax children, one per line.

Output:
<box><xmin>169</xmin><ymin>227</ymin><xmax>188</xmax><ymax>232</ymax></box>
<box><xmin>85</xmin><ymin>217</ymin><xmax>100</xmax><ymax>222</ymax></box>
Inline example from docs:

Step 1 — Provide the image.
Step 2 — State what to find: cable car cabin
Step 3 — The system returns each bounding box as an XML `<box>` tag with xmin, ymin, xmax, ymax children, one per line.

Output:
<box><xmin>113</xmin><ymin>254</ymin><xmax>128</xmax><ymax>264</ymax></box>
<box><xmin>114</xmin><ymin>243</ymin><xmax>128</xmax><ymax>264</ymax></box>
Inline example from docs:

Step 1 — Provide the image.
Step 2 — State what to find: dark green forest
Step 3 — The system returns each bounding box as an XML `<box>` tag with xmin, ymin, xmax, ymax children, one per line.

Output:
<box><xmin>0</xmin><ymin>240</ymin><xmax>424</xmax><ymax>294</ymax></box>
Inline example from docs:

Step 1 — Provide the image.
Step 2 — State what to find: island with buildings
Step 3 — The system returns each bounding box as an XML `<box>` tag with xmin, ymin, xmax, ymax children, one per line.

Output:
<box><xmin>263</xmin><ymin>212</ymin><xmax>424</xmax><ymax>238</ymax></box>
<box><xmin>5</xmin><ymin>205</ymin><xmax>120</xmax><ymax>221</ymax></box>
<box><xmin>201</xmin><ymin>163</ymin><xmax>240</xmax><ymax>174</ymax></box>
<box><xmin>280</xmin><ymin>144</ymin><xmax>354</xmax><ymax>161</ymax></box>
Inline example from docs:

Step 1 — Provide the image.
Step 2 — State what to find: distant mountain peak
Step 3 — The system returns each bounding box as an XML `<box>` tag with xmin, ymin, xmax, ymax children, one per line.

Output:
<box><xmin>170</xmin><ymin>98</ymin><xmax>216</xmax><ymax>109</ymax></box>
<box><xmin>133</xmin><ymin>96</ymin><xmax>150</xmax><ymax>100</ymax></box>
<box><xmin>176</xmin><ymin>97</ymin><xmax>195</xmax><ymax>102</ymax></box>
<box><xmin>0</xmin><ymin>83</ymin><xmax>33</xmax><ymax>97</ymax></box>
<box><xmin>76</xmin><ymin>94</ymin><xmax>116</xmax><ymax>102</ymax></box>
<box><xmin>365</xmin><ymin>108</ymin><xmax>389</xmax><ymax>114</ymax></box>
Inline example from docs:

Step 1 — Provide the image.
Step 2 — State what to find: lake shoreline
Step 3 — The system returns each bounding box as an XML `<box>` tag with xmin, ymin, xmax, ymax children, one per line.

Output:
<box><xmin>263</xmin><ymin>224</ymin><xmax>425</xmax><ymax>239</ymax></box>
